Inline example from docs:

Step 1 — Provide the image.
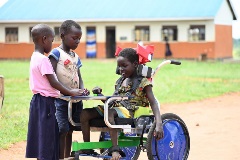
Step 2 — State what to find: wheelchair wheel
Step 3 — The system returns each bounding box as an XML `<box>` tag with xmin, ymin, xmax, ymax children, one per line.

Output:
<box><xmin>146</xmin><ymin>113</ymin><xmax>190</xmax><ymax>160</ymax></box>
<box><xmin>99</xmin><ymin>132</ymin><xmax>141</xmax><ymax>160</ymax></box>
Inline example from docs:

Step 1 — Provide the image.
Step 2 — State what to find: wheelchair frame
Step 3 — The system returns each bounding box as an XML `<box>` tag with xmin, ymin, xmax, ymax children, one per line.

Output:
<box><xmin>62</xmin><ymin>60</ymin><xmax>190</xmax><ymax>160</ymax></box>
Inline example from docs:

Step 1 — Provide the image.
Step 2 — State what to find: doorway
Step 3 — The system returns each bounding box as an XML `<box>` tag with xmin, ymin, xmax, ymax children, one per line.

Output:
<box><xmin>106</xmin><ymin>27</ymin><xmax>116</xmax><ymax>58</ymax></box>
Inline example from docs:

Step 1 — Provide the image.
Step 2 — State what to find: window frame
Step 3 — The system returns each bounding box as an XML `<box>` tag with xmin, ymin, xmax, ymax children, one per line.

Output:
<box><xmin>188</xmin><ymin>25</ymin><xmax>205</xmax><ymax>41</ymax></box>
<box><xmin>162</xmin><ymin>25</ymin><xmax>178</xmax><ymax>41</ymax></box>
<box><xmin>54</xmin><ymin>27</ymin><xmax>61</xmax><ymax>42</ymax></box>
<box><xmin>134</xmin><ymin>26</ymin><xmax>150</xmax><ymax>42</ymax></box>
<box><xmin>5</xmin><ymin>27</ymin><xmax>18</xmax><ymax>43</ymax></box>
<box><xmin>29</xmin><ymin>27</ymin><xmax>33</xmax><ymax>43</ymax></box>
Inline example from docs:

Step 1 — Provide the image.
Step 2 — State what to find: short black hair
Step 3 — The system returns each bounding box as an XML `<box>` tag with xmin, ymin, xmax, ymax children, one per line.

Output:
<box><xmin>60</xmin><ymin>20</ymin><xmax>81</xmax><ymax>34</ymax></box>
<box><xmin>118</xmin><ymin>48</ymin><xmax>139</xmax><ymax>63</ymax></box>
<box><xmin>31</xmin><ymin>24</ymin><xmax>53</xmax><ymax>43</ymax></box>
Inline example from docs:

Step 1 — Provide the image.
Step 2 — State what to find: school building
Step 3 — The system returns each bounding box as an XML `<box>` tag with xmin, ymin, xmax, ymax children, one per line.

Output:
<box><xmin>0</xmin><ymin>0</ymin><xmax>237</xmax><ymax>59</ymax></box>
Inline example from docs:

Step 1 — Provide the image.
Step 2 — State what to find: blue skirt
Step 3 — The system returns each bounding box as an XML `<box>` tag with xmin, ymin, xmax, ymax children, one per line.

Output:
<box><xmin>26</xmin><ymin>94</ymin><xmax>59</xmax><ymax>160</ymax></box>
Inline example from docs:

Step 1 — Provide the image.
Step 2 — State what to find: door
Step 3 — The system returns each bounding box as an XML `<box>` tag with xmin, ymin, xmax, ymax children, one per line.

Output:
<box><xmin>106</xmin><ymin>27</ymin><xmax>116</xmax><ymax>58</ymax></box>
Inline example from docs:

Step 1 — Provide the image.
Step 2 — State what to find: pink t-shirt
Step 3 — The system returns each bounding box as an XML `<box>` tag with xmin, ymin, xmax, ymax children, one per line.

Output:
<box><xmin>29</xmin><ymin>52</ymin><xmax>60</xmax><ymax>97</ymax></box>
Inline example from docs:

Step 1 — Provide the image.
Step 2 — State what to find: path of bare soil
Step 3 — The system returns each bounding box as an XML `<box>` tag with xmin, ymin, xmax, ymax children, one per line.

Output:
<box><xmin>0</xmin><ymin>92</ymin><xmax>240</xmax><ymax>160</ymax></box>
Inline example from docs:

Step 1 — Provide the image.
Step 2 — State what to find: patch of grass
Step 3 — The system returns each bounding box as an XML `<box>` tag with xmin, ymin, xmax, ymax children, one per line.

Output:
<box><xmin>233</xmin><ymin>48</ymin><xmax>240</xmax><ymax>59</ymax></box>
<box><xmin>0</xmin><ymin>59</ymin><xmax>240</xmax><ymax>149</ymax></box>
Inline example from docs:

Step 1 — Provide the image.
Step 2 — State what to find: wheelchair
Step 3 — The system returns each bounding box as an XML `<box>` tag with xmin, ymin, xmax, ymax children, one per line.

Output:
<box><xmin>63</xmin><ymin>60</ymin><xmax>190</xmax><ymax>160</ymax></box>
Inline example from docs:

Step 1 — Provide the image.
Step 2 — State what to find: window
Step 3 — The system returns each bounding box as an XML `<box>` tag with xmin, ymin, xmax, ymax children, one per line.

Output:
<box><xmin>188</xmin><ymin>25</ymin><xmax>205</xmax><ymax>41</ymax></box>
<box><xmin>5</xmin><ymin>28</ymin><xmax>18</xmax><ymax>43</ymax></box>
<box><xmin>162</xmin><ymin>26</ymin><xmax>178</xmax><ymax>41</ymax></box>
<box><xmin>54</xmin><ymin>27</ymin><xmax>61</xmax><ymax>42</ymax></box>
<box><xmin>29</xmin><ymin>27</ymin><xmax>33</xmax><ymax>42</ymax></box>
<box><xmin>134</xmin><ymin>26</ymin><xmax>149</xmax><ymax>42</ymax></box>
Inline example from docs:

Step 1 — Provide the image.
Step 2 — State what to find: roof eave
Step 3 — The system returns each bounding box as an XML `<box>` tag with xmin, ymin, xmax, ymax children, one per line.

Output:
<box><xmin>227</xmin><ymin>0</ymin><xmax>237</xmax><ymax>20</ymax></box>
<box><xmin>0</xmin><ymin>17</ymin><xmax>215</xmax><ymax>23</ymax></box>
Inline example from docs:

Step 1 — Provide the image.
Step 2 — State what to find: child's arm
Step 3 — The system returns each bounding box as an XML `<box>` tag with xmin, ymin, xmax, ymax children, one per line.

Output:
<box><xmin>46</xmin><ymin>74</ymin><xmax>83</xmax><ymax>96</ymax></box>
<box><xmin>78</xmin><ymin>69</ymin><xmax>84</xmax><ymax>90</ymax></box>
<box><xmin>144</xmin><ymin>85</ymin><xmax>164</xmax><ymax>140</ymax></box>
<box><xmin>77</xmin><ymin>59</ymin><xmax>91</xmax><ymax>95</ymax></box>
<box><xmin>48</xmin><ymin>56</ymin><xmax>83</xmax><ymax>96</ymax></box>
<box><xmin>49</xmin><ymin>56</ymin><xmax>57</xmax><ymax>73</ymax></box>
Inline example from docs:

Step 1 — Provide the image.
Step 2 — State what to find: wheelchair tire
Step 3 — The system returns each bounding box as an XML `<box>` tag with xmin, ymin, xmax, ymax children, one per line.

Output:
<box><xmin>99</xmin><ymin>132</ymin><xmax>141</xmax><ymax>160</ymax></box>
<box><xmin>146</xmin><ymin>113</ymin><xmax>190</xmax><ymax>160</ymax></box>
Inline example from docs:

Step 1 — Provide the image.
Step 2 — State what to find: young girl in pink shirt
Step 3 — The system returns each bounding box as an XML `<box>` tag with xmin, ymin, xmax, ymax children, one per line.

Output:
<box><xmin>26</xmin><ymin>24</ymin><xmax>83</xmax><ymax>160</ymax></box>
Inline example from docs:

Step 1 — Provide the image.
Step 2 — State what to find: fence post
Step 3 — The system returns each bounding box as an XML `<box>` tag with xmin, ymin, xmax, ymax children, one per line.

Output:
<box><xmin>0</xmin><ymin>75</ymin><xmax>4</xmax><ymax>109</ymax></box>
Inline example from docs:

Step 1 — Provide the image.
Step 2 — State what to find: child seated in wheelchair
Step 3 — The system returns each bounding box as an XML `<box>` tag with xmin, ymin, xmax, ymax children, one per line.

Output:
<box><xmin>80</xmin><ymin>46</ymin><xmax>164</xmax><ymax>160</ymax></box>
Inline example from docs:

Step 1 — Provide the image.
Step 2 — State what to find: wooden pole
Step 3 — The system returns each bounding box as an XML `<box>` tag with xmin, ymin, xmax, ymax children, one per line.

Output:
<box><xmin>0</xmin><ymin>75</ymin><xmax>4</xmax><ymax>109</ymax></box>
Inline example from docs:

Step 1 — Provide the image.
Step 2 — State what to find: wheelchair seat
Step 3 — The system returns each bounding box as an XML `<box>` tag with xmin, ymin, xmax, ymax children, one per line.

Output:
<box><xmin>89</xmin><ymin>117</ymin><xmax>135</xmax><ymax>128</ymax></box>
<box><xmin>89</xmin><ymin>117</ymin><xmax>135</xmax><ymax>132</ymax></box>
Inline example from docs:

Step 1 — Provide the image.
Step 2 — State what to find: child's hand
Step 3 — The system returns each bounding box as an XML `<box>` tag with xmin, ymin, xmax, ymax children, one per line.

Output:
<box><xmin>154</xmin><ymin>122</ymin><xmax>164</xmax><ymax>140</ymax></box>
<box><xmin>70</xmin><ymin>89</ymin><xmax>84</xmax><ymax>96</ymax></box>
<box><xmin>92</xmin><ymin>86</ymin><xmax>102</xmax><ymax>94</ymax></box>
<box><xmin>82</xmin><ymin>88</ymin><xmax>90</xmax><ymax>96</ymax></box>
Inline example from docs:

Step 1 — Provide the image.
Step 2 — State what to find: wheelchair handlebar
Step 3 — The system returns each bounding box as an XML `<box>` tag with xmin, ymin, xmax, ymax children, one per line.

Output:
<box><xmin>62</xmin><ymin>95</ymin><xmax>128</xmax><ymax>102</ymax></box>
<box><xmin>170</xmin><ymin>60</ymin><xmax>181</xmax><ymax>65</ymax></box>
<box><xmin>152</xmin><ymin>59</ymin><xmax>181</xmax><ymax>79</ymax></box>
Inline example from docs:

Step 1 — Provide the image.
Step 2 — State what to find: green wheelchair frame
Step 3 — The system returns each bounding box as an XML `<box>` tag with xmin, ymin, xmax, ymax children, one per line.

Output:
<box><xmin>63</xmin><ymin>60</ymin><xmax>190</xmax><ymax>160</ymax></box>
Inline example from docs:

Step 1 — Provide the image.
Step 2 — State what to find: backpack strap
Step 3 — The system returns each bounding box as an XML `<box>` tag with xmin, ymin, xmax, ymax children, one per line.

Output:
<box><xmin>113</xmin><ymin>76</ymin><xmax>143</xmax><ymax>111</ymax></box>
<box><xmin>113</xmin><ymin>76</ymin><xmax>125</xmax><ymax>95</ymax></box>
<box><xmin>126</xmin><ymin>76</ymin><xmax>143</xmax><ymax>96</ymax></box>
<box><xmin>113</xmin><ymin>76</ymin><xmax>143</xmax><ymax>96</ymax></box>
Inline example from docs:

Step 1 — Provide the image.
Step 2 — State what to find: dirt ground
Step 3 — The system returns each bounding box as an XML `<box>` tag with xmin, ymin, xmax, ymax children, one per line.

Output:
<box><xmin>0</xmin><ymin>92</ymin><xmax>240</xmax><ymax>160</ymax></box>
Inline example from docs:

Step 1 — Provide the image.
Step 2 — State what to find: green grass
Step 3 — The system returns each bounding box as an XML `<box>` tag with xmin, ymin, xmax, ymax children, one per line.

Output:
<box><xmin>233</xmin><ymin>47</ymin><xmax>240</xmax><ymax>59</ymax></box>
<box><xmin>0</xmin><ymin>59</ymin><xmax>240</xmax><ymax>149</ymax></box>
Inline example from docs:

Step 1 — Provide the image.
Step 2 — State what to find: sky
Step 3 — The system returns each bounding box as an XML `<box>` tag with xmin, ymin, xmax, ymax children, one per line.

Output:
<box><xmin>0</xmin><ymin>0</ymin><xmax>239</xmax><ymax>39</ymax></box>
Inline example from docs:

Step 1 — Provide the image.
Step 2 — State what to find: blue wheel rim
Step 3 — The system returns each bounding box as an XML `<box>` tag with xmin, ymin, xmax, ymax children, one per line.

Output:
<box><xmin>151</xmin><ymin>120</ymin><xmax>187</xmax><ymax>160</ymax></box>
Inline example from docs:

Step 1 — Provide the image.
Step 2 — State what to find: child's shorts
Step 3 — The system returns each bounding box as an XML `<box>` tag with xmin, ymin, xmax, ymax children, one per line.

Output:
<box><xmin>95</xmin><ymin>105</ymin><xmax>131</xmax><ymax>118</ymax></box>
<box><xmin>55</xmin><ymin>99</ymin><xmax>83</xmax><ymax>133</ymax></box>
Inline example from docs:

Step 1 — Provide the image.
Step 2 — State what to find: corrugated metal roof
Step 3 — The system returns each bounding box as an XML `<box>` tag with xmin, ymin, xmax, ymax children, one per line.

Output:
<box><xmin>0</xmin><ymin>0</ymin><xmax>236</xmax><ymax>22</ymax></box>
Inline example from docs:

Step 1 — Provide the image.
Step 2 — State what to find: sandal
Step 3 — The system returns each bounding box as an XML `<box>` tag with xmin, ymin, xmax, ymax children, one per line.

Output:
<box><xmin>108</xmin><ymin>146</ymin><xmax>126</xmax><ymax>157</ymax></box>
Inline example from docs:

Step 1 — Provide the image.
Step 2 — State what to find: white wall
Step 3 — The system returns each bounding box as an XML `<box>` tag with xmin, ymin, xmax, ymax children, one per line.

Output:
<box><xmin>116</xmin><ymin>22</ymin><xmax>134</xmax><ymax>42</ymax></box>
<box><xmin>215</xmin><ymin>0</ymin><xmax>233</xmax><ymax>25</ymax></box>
<box><xmin>150</xmin><ymin>22</ymin><xmax>161</xmax><ymax>42</ymax></box>
<box><xmin>18</xmin><ymin>24</ymin><xmax>30</xmax><ymax>43</ymax></box>
<box><xmin>0</xmin><ymin>20</ymin><xmax>216</xmax><ymax>43</ymax></box>
<box><xmin>177</xmin><ymin>20</ymin><xmax>215</xmax><ymax>41</ymax></box>
<box><xmin>116</xmin><ymin>20</ymin><xmax>215</xmax><ymax>42</ymax></box>
<box><xmin>0</xmin><ymin>25</ymin><xmax>4</xmax><ymax>43</ymax></box>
